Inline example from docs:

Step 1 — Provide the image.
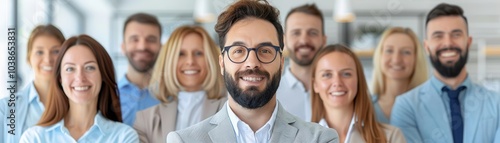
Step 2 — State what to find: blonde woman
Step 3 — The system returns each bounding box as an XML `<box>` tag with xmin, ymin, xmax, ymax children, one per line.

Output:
<box><xmin>371</xmin><ymin>27</ymin><xmax>428</xmax><ymax>123</ymax></box>
<box><xmin>133</xmin><ymin>25</ymin><xmax>227</xmax><ymax>143</ymax></box>
<box><xmin>311</xmin><ymin>44</ymin><xmax>406</xmax><ymax>143</ymax></box>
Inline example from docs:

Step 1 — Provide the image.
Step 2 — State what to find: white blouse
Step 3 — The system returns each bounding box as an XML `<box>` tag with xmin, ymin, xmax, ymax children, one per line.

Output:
<box><xmin>175</xmin><ymin>90</ymin><xmax>206</xmax><ymax>130</ymax></box>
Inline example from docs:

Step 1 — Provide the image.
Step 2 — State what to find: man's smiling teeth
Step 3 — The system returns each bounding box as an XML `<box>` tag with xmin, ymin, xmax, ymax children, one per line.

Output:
<box><xmin>242</xmin><ymin>77</ymin><xmax>263</xmax><ymax>82</ymax></box>
<box><xmin>441</xmin><ymin>51</ymin><xmax>457</xmax><ymax>58</ymax></box>
<box><xmin>183</xmin><ymin>70</ymin><xmax>199</xmax><ymax>75</ymax></box>
<box><xmin>42</xmin><ymin>66</ymin><xmax>52</xmax><ymax>71</ymax></box>
<box><xmin>74</xmin><ymin>86</ymin><xmax>90</xmax><ymax>91</ymax></box>
<box><xmin>330</xmin><ymin>91</ymin><xmax>346</xmax><ymax>96</ymax></box>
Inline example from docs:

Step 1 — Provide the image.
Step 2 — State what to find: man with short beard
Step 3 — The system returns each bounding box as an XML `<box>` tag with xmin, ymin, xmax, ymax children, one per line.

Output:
<box><xmin>166</xmin><ymin>0</ymin><xmax>338</xmax><ymax>142</ymax></box>
<box><xmin>118</xmin><ymin>13</ymin><xmax>162</xmax><ymax>126</ymax></box>
<box><xmin>391</xmin><ymin>3</ymin><xmax>500</xmax><ymax>143</ymax></box>
<box><xmin>276</xmin><ymin>4</ymin><xmax>326</xmax><ymax>121</ymax></box>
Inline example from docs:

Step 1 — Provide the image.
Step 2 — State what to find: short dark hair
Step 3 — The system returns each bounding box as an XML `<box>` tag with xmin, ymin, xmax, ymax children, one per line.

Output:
<box><xmin>285</xmin><ymin>4</ymin><xmax>325</xmax><ymax>35</ymax></box>
<box><xmin>425</xmin><ymin>3</ymin><xmax>468</xmax><ymax>33</ymax></box>
<box><xmin>123</xmin><ymin>13</ymin><xmax>162</xmax><ymax>36</ymax></box>
<box><xmin>215</xmin><ymin>0</ymin><xmax>284</xmax><ymax>51</ymax></box>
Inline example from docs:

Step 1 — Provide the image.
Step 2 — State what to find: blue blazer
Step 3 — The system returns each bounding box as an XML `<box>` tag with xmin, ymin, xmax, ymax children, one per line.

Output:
<box><xmin>391</xmin><ymin>76</ymin><xmax>500</xmax><ymax>143</ymax></box>
<box><xmin>1</xmin><ymin>84</ymin><xmax>35</xmax><ymax>143</ymax></box>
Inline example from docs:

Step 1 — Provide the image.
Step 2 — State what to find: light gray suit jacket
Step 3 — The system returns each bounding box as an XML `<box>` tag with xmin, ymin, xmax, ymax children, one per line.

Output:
<box><xmin>166</xmin><ymin>102</ymin><xmax>339</xmax><ymax>143</ymax></box>
<box><xmin>133</xmin><ymin>96</ymin><xmax>227</xmax><ymax>143</ymax></box>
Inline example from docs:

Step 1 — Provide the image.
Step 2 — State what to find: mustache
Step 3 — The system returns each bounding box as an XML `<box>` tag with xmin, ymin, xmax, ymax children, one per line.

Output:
<box><xmin>436</xmin><ymin>47</ymin><xmax>462</xmax><ymax>56</ymax></box>
<box><xmin>295</xmin><ymin>43</ymin><xmax>314</xmax><ymax>50</ymax></box>
<box><xmin>236</xmin><ymin>69</ymin><xmax>270</xmax><ymax>79</ymax></box>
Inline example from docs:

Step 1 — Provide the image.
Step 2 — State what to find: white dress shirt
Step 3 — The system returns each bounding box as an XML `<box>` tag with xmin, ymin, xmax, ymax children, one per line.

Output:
<box><xmin>227</xmin><ymin>102</ymin><xmax>279</xmax><ymax>143</ymax></box>
<box><xmin>276</xmin><ymin>66</ymin><xmax>311</xmax><ymax>121</ymax></box>
<box><xmin>318</xmin><ymin>115</ymin><xmax>356</xmax><ymax>143</ymax></box>
<box><xmin>176</xmin><ymin>90</ymin><xmax>206</xmax><ymax>130</ymax></box>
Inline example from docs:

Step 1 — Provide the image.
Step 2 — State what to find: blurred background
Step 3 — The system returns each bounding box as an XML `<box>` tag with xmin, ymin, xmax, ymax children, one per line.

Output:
<box><xmin>1</xmin><ymin>0</ymin><xmax>499</xmax><ymax>98</ymax></box>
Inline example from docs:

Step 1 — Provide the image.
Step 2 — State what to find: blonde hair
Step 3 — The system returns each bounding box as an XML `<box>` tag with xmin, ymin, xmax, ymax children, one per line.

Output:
<box><xmin>311</xmin><ymin>44</ymin><xmax>387</xmax><ymax>143</ymax></box>
<box><xmin>150</xmin><ymin>25</ymin><xmax>226</xmax><ymax>103</ymax></box>
<box><xmin>372</xmin><ymin>27</ymin><xmax>428</xmax><ymax>96</ymax></box>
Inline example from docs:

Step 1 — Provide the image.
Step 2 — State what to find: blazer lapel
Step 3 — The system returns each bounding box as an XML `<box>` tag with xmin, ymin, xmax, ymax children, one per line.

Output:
<box><xmin>160</xmin><ymin>101</ymin><xmax>178</xmax><ymax>136</ymax></box>
<box><xmin>419</xmin><ymin>83</ymin><xmax>453</xmax><ymax>142</ymax></box>
<box><xmin>208</xmin><ymin>104</ymin><xmax>236</xmax><ymax>142</ymax></box>
<box><xmin>463</xmin><ymin>87</ymin><xmax>483</xmax><ymax>143</ymax></box>
<box><xmin>270</xmin><ymin>104</ymin><xmax>298</xmax><ymax>143</ymax></box>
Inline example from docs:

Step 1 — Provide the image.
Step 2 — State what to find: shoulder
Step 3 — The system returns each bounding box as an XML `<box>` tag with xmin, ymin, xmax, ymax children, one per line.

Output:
<box><xmin>380</xmin><ymin>124</ymin><xmax>407</xmax><ymax>143</ymax></box>
<box><xmin>169</xmin><ymin>116</ymin><xmax>215</xmax><ymax>142</ymax></box>
<box><xmin>283</xmin><ymin>112</ymin><xmax>338</xmax><ymax>142</ymax></box>
<box><xmin>102</xmin><ymin>120</ymin><xmax>139</xmax><ymax>140</ymax></box>
<box><xmin>19</xmin><ymin>126</ymin><xmax>48</xmax><ymax>142</ymax></box>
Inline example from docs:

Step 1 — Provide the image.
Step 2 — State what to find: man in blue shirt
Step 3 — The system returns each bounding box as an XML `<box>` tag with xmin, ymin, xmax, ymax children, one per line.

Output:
<box><xmin>119</xmin><ymin>13</ymin><xmax>162</xmax><ymax>125</ymax></box>
<box><xmin>391</xmin><ymin>3</ymin><xmax>500</xmax><ymax>143</ymax></box>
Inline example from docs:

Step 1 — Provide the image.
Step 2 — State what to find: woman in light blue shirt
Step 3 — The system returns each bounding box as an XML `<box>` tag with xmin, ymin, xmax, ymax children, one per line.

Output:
<box><xmin>19</xmin><ymin>35</ymin><xmax>138</xmax><ymax>142</ymax></box>
<box><xmin>0</xmin><ymin>25</ymin><xmax>65</xmax><ymax>143</ymax></box>
<box><xmin>371</xmin><ymin>27</ymin><xmax>428</xmax><ymax>123</ymax></box>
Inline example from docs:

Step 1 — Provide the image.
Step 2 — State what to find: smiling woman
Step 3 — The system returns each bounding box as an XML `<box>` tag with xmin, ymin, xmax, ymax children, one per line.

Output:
<box><xmin>19</xmin><ymin>35</ymin><xmax>138</xmax><ymax>143</ymax></box>
<box><xmin>133</xmin><ymin>25</ymin><xmax>227</xmax><ymax>143</ymax></box>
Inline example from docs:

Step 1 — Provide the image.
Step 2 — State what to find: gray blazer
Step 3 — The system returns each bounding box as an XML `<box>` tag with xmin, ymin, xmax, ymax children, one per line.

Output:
<box><xmin>166</xmin><ymin>102</ymin><xmax>339</xmax><ymax>143</ymax></box>
<box><xmin>133</xmin><ymin>96</ymin><xmax>227</xmax><ymax>143</ymax></box>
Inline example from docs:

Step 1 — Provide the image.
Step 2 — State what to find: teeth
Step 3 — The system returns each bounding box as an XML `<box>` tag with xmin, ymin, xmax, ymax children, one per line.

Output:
<box><xmin>330</xmin><ymin>91</ymin><xmax>346</xmax><ymax>96</ymax></box>
<box><xmin>42</xmin><ymin>66</ymin><xmax>52</xmax><ymax>71</ymax></box>
<box><xmin>74</xmin><ymin>86</ymin><xmax>89</xmax><ymax>91</ymax></box>
<box><xmin>242</xmin><ymin>77</ymin><xmax>263</xmax><ymax>82</ymax></box>
<box><xmin>441</xmin><ymin>52</ymin><xmax>457</xmax><ymax>58</ymax></box>
<box><xmin>183</xmin><ymin>70</ymin><xmax>199</xmax><ymax>75</ymax></box>
<box><xmin>392</xmin><ymin>66</ymin><xmax>403</xmax><ymax>70</ymax></box>
<box><xmin>297</xmin><ymin>48</ymin><xmax>312</xmax><ymax>53</ymax></box>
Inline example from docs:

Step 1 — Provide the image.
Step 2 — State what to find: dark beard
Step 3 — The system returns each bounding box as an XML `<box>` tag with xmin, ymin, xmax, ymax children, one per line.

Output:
<box><xmin>224</xmin><ymin>67</ymin><xmax>281</xmax><ymax>109</ymax></box>
<box><xmin>289</xmin><ymin>44</ymin><xmax>316</xmax><ymax>66</ymax></box>
<box><xmin>429</xmin><ymin>47</ymin><xmax>468</xmax><ymax>78</ymax></box>
<box><xmin>126</xmin><ymin>50</ymin><xmax>157</xmax><ymax>73</ymax></box>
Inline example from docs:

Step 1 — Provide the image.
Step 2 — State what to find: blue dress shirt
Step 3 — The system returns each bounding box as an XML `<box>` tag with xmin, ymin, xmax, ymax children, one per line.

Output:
<box><xmin>118</xmin><ymin>75</ymin><xmax>160</xmax><ymax>126</ymax></box>
<box><xmin>19</xmin><ymin>112</ymin><xmax>139</xmax><ymax>143</ymax></box>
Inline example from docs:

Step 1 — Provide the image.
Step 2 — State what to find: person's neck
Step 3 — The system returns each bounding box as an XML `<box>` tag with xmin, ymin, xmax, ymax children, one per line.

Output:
<box><xmin>228</xmin><ymin>96</ymin><xmax>277</xmax><ymax>133</ymax></box>
<box><xmin>33</xmin><ymin>78</ymin><xmax>50</xmax><ymax>105</ymax></box>
<box><xmin>65</xmin><ymin>101</ymin><xmax>98</xmax><ymax>140</ymax></box>
<box><xmin>126</xmin><ymin>66</ymin><xmax>151</xmax><ymax>89</ymax></box>
<box><xmin>289</xmin><ymin>62</ymin><xmax>312</xmax><ymax>91</ymax></box>
<box><xmin>380</xmin><ymin>78</ymin><xmax>410</xmax><ymax>100</ymax></box>
<box><xmin>324</xmin><ymin>105</ymin><xmax>354</xmax><ymax>143</ymax></box>
<box><xmin>435</xmin><ymin>68</ymin><xmax>467</xmax><ymax>90</ymax></box>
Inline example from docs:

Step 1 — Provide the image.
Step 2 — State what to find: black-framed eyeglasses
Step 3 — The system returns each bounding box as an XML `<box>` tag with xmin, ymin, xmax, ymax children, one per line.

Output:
<box><xmin>222</xmin><ymin>44</ymin><xmax>282</xmax><ymax>64</ymax></box>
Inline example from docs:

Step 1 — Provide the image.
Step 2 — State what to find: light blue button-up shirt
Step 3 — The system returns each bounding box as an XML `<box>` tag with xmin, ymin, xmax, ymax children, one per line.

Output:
<box><xmin>0</xmin><ymin>82</ymin><xmax>45</xmax><ymax>143</ymax></box>
<box><xmin>19</xmin><ymin>112</ymin><xmax>139</xmax><ymax>143</ymax></box>
<box><xmin>118</xmin><ymin>75</ymin><xmax>160</xmax><ymax>126</ymax></box>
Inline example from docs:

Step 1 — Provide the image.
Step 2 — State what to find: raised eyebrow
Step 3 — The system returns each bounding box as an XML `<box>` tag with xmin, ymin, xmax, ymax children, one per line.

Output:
<box><xmin>84</xmin><ymin>61</ymin><xmax>98</xmax><ymax>65</ymax></box>
<box><xmin>340</xmin><ymin>68</ymin><xmax>355</xmax><ymax>72</ymax></box>
<box><xmin>432</xmin><ymin>31</ymin><xmax>445</xmax><ymax>36</ymax></box>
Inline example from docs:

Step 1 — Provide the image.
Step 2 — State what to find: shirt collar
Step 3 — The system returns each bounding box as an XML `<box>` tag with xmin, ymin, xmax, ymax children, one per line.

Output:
<box><xmin>283</xmin><ymin>66</ymin><xmax>301</xmax><ymax>88</ymax></box>
<box><xmin>430</xmin><ymin>74</ymin><xmax>472</xmax><ymax>93</ymax></box>
<box><xmin>46</xmin><ymin>112</ymin><xmax>106</xmax><ymax>135</ymax></box>
<box><xmin>27</xmin><ymin>82</ymin><xmax>40</xmax><ymax>103</ymax></box>
<box><xmin>318</xmin><ymin>114</ymin><xmax>356</xmax><ymax>143</ymax></box>
<box><xmin>118</xmin><ymin>74</ymin><xmax>131</xmax><ymax>89</ymax></box>
<box><xmin>227</xmin><ymin>101</ymin><xmax>279</xmax><ymax>139</ymax></box>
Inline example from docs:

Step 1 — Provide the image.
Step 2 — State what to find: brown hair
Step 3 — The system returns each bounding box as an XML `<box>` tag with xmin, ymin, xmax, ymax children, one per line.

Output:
<box><xmin>285</xmin><ymin>3</ymin><xmax>325</xmax><ymax>35</ymax></box>
<box><xmin>426</xmin><ymin>3</ymin><xmax>468</xmax><ymax>34</ymax></box>
<box><xmin>372</xmin><ymin>27</ymin><xmax>428</xmax><ymax>96</ymax></box>
<box><xmin>123</xmin><ymin>13</ymin><xmax>162</xmax><ymax>36</ymax></box>
<box><xmin>38</xmin><ymin>35</ymin><xmax>122</xmax><ymax>126</ymax></box>
<box><xmin>215</xmin><ymin>0</ymin><xmax>283</xmax><ymax>51</ymax></box>
<box><xmin>26</xmin><ymin>24</ymin><xmax>65</xmax><ymax>62</ymax></box>
<box><xmin>150</xmin><ymin>25</ymin><xmax>226</xmax><ymax>103</ymax></box>
<box><xmin>311</xmin><ymin>44</ymin><xmax>387</xmax><ymax>143</ymax></box>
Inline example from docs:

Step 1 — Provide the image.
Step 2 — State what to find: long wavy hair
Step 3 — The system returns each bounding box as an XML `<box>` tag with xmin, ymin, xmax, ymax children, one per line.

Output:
<box><xmin>38</xmin><ymin>35</ymin><xmax>122</xmax><ymax>126</ymax></box>
<box><xmin>311</xmin><ymin>44</ymin><xmax>387</xmax><ymax>143</ymax></box>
